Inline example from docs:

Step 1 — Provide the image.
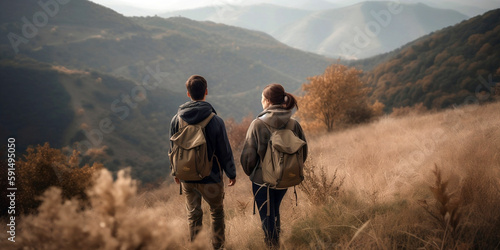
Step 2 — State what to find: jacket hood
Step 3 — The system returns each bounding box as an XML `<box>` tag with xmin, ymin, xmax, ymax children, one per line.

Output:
<box><xmin>178</xmin><ymin>101</ymin><xmax>216</xmax><ymax>124</ymax></box>
<box><xmin>258</xmin><ymin>105</ymin><xmax>292</xmax><ymax>128</ymax></box>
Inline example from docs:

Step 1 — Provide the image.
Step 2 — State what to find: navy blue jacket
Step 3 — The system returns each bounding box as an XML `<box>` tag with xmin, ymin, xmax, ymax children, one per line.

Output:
<box><xmin>169</xmin><ymin>101</ymin><xmax>236</xmax><ymax>183</ymax></box>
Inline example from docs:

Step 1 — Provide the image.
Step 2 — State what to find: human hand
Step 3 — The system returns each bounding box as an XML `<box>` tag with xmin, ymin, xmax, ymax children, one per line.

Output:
<box><xmin>228</xmin><ymin>178</ymin><xmax>236</xmax><ymax>186</ymax></box>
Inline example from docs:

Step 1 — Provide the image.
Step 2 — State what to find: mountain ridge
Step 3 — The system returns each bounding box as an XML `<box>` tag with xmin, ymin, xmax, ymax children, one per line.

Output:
<box><xmin>160</xmin><ymin>1</ymin><xmax>468</xmax><ymax>59</ymax></box>
<box><xmin>275</xmin><ymin>1</ymin><xmax>468</xmax><ymax>59</ymax></box>
<box><xmin>0</xmin><ymin>0</ymin><xmax>332</xmax><ymax>182</ymax></box>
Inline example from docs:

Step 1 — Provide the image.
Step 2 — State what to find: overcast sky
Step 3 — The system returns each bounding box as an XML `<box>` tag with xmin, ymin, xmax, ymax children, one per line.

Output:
<box><xmin>89</xmin><ymin>0</ymin><xmax>340</xmax><ymax>11</ymax></box>
<box><xmin>89</xmin><ymin>0</ymin><xmax>500</xmax><ymax>16</ymax></box>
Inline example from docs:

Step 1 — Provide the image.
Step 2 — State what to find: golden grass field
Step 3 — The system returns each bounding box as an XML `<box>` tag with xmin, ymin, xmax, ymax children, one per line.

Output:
<box><xmin>2</xmin><ymin>101</ymin><xmax>500</xmax><ymax>249</ymax></box>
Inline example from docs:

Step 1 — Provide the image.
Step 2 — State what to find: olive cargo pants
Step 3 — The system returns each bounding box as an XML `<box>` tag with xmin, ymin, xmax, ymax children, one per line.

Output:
<box><xmin>182</xmin><ymin>182</ymin><xmax>225</xmax><ymax>249</ymax></box>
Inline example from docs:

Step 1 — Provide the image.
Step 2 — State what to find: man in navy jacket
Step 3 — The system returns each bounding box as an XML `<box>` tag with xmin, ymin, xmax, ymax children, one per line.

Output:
<box><xmin>169</xmin><ymin>75</ymin><xmax>236</xmax><ymax>249</ymax></box>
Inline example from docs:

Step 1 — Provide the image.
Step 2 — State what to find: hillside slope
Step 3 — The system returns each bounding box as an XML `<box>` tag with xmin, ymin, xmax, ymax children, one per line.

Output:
<box><xmin>7</xmin><ymin>100</ymin><xmax>500</xmax><ymax>249</ymax></box>
<box><xmin>360</xmin><ymin>8</ymin><xmax>500</xmax><ymax>111</ymax></box>
<box><xmin>0</xmin><ymin>59</ymin><xmax>74</xmax><ymax>150</ymax></box>
<box><xmin>0</xmin><ymin>0</ymin><xmax>332</xmax><ymax>119</ymax></box>
<box><xmin>0</xmin><ymin>0</ymin><xmax>142</xmax><ymax>32</ymax></box>
<box><xmin>0</xmin><ymin>58</ymin><xmax>182</xmax><ymax>182</ymax></box>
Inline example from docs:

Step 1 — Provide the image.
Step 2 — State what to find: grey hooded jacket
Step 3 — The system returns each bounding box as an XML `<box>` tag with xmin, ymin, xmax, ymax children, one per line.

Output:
<box><xmin>240</xmin><ymin>105</ymin><xmax>308</xmax><ymax>184</ymax></box>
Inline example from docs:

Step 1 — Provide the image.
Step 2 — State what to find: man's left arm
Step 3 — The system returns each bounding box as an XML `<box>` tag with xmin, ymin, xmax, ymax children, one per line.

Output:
<box><xmin>214</xmin><ymin>117</ymin><xmax>237</xmax><ymax>184</ymax></box>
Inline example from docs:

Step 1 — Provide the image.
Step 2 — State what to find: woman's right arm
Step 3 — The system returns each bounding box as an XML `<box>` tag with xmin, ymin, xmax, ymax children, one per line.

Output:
<box><xmin>240</xmin><ymin>119</ymin><xmax>259</xmax><ymax>176</ymax></box>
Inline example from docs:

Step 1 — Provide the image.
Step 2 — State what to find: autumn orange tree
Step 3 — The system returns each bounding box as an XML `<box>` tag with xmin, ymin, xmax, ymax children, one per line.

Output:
<box><xmin>297</xmin><ymin>64</ymin><xmax>371</xmax><ymax>132</ymax></box>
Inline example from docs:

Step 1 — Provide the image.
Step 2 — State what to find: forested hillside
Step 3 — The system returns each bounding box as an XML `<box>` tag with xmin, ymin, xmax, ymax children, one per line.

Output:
<box><xmin>360</xmin><ymin>8</ymin><xmax>500</xmax><ymax>111</ymax></box>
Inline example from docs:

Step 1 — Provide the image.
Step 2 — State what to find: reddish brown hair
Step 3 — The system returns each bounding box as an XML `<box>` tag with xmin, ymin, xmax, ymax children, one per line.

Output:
<box><xmin>262</xmin><ymin>83</ymin><xmax>298</xmax><ymax>110</ymax></box>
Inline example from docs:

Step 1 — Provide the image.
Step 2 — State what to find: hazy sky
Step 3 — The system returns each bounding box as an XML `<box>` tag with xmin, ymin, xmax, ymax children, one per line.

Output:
<box><xmin>88</xmin><ymin>0</ymin><xmax>365</xmax><ymax>16</ymax></box>
<box><xmin>89</xmin><ymin>0</ymin><xmax>500</xmax><ymax>16</ymax></box>
<box><xmin>89</xmin><ymin>0</ymin><xmax>347</xmax><ymax>11</ymax></box>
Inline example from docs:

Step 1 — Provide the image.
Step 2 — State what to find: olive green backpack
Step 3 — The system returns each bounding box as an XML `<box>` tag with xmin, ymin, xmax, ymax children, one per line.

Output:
<box><xmin>261</xmin><ymin>119</ymin><xmax>306</xmax><ymax>188</ymax></box>
<box><xmin>169</xmin><ymin>113</ymin><xmax>215</xmax><ymax>181</ymax></box>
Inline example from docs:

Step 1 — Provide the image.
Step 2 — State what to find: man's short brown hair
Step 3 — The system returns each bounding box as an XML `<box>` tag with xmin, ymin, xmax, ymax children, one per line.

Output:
<box><xmin>186</xmin><ymin>75</ymin><xmax>207</xmax><ymax>101</ymax></box>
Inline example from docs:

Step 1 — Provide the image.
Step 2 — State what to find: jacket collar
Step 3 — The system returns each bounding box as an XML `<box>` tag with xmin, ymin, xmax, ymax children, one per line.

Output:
<box><xmin>258</xmin><ymin>105</ymin><xmax>292</xmax><ymax>128</ymax></box>
<box><xmin>178</xmin><ymin>101</ymin><xmax>216</xmax><ymax>124</ymax></box>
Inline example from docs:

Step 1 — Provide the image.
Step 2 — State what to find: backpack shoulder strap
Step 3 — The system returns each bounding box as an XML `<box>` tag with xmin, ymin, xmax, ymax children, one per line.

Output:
<box><xmin>178</xmin><ymin>115</ymin><xmax>188</xmax><ymax>129</ymax></box>
<box><xmin>178</xmin><ymin>113</ymin><xmax>215</xmax><ymax>129</ymax></box>
<box><xmin>257</xmin><ymin>118</ymin><xmax>276</xmax><ymax>134</ymax></box>
<box><xmin>198</xmin><ymin>112</ymin><xmax>215</xmax><ymax>128</ymax></box>
<box><xmin>285</xmin><ymin>118</ymin><xmax>296</xmax><ymax>130</ymax></box>
<box><xmin>259</xmin><ymin>118</ymin><xmax>295</xmax><ymax>132</ymax></box>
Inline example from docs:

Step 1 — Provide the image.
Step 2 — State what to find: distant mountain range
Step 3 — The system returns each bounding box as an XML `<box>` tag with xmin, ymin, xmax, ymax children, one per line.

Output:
<box><xmin>98</xmin><ymin>0</ymin><xmax>497</xmax><ymax>18</ymax></box>
<box><xmin>410</xmin><ymin>0</ymin><xmax>499</xmax><ymax>17</ymax></box>
<box><xmin>161</xmin><ymin>2</ymin><xmax>468</xmax><ymax>59</ymax></box>
<box><xmin>0</xmin><ymin>0</ymin><xmax>331</xmax><ymax>181</ymax></box>
<box><xmin>161</xmin><ymin>4</ymin><xmax>311</xmax><ymax>35</ymax></box>
<box><xmin>1</xmin><ymin>0</ymin><xmax>498</xmax><ymax>183</ymax></box>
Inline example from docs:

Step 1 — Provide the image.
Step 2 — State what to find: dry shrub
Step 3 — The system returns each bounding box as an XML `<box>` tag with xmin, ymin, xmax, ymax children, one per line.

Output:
<box><xmin>343</xmin><ymin>102</ymin><xmax>374</xmax><ymax>125</ymax></box>
<box><xmin>0</xmin><ymin>147</ymin><xmax>11</xmax><ymax>217</ymax></box>
<box><xmin>430</xmin><ymin>165</ymin><xmax>462</xmax><ymax>233</ymax></box>
<box><xmin>391</xmin><ymin>102</ymin><xmax>428</xmax><ymax>117</ymax></box>
<box><xmin>17</xmin><ymin>143</ymin><xmax>102</xmax><ymax>213</ymax></box>
<box><xmin>299</xmin><ymin>158</ymin><xmax>345</xmax><ymax>205</ymax></box>
<box><xmin>225</xmin><ymin>114</ymin><xmax>253</xmax><ymax>155</ymax></box>
<box><xmin>370</xmin><ymin>100</ymin><xmax>386</xmax><ymax>117</ymax></box>
<box><xmin>288</xmin><ymin>197</ymin><xmax>359</xmax><ymax>249</ymax></box>
<box><xmin>16</xmin><ymin>169</ymin><xmax>205</xmax><ymax>250</ymax></box>
<box><xmin>418</xmin><ymin>165</ymin><xmax>463</xmax><ymax>248</ymax></box>
<box><xmin>494</xmin><ymin>84</ymin><xmax>499</xmax><ymax>100</ymax></box>
<box><xmin>417</xmin><ymin>126</ymin><xmax>500</xmax><ymax>249</ymax></box>
<box><xmin>133</xmin><ymin>181</ymin><xmax>174</xmax><ymax>208</ymax></box>
<box><xmin>416</xmin><ymin>163</ymin><xmax>500</xmax><ymax>249</ymax></box>
<box><xmin>288</xmin><ymin>190</ymin><xmax>387</xmax><ymax>249</ymax></box>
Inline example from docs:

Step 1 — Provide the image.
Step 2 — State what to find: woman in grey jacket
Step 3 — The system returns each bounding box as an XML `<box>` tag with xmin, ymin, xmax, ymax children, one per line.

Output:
<box><xmin>241</xmin><ymin>83</ymin><xmax>307</xmax><ymax>248</ymax></box>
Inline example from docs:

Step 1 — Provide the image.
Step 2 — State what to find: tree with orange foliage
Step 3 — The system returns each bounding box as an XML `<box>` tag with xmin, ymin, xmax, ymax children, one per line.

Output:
<box><xmin>297</xmin><ymin>64</ymin><xmax>371</xmax><ymax>132</ymax></box>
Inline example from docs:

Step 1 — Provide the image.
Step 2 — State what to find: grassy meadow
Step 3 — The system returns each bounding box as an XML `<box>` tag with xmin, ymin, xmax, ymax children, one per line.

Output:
<box><xmin>2</xmin><ymin>101</ymin><xmax>500</xmax><ymax>249</ymax></box>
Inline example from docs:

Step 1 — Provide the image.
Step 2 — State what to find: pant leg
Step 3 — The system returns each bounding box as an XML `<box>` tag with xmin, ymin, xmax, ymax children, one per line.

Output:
<box><xmin>272</xmin><ymin>188</ymin><xmax>288</xmax><ymax>242</ymax></box>
<box><xmin>253</xmin><ymin>183</ymin><xmax>288</xmax><ymax>247</ymax></box>
<box><xmin>199</xmin><ymin>182</ymin><xmax>225</xmax><ymax>249</ymax></box>
<box><xmin>182</xmin><ymin>182</ymin><xmax>203</xmax><ymax>241</ymax></box>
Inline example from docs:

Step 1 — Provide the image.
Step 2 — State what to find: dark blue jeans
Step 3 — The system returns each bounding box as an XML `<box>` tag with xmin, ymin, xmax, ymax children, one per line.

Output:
<box><xmin>253</xmin><ymin>183</ymin><xmax>288</xmax><ymax>247</ymax></box>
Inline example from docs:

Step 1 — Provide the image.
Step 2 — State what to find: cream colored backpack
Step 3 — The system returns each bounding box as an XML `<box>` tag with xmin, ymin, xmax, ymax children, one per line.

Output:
<box><xmin>169</xmin><ymin>113</ymin><xmax>215</xmax><ymax>181</ymax></box>
<box><xmin>261</xmin><ymin>119</ymin><xmax>306</xmax><ymax>188</ymax></box>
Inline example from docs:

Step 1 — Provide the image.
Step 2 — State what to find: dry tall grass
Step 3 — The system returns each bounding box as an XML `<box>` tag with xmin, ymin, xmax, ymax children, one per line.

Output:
<box><xmin>294</xmin><ymin>101</ymin><xmax>500</xmax><ymax>249</ymax></box>
<box><xmin>1</xmin><ymin>102</ymin><xmax>499</xmax><ymax>249</ymax></box>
